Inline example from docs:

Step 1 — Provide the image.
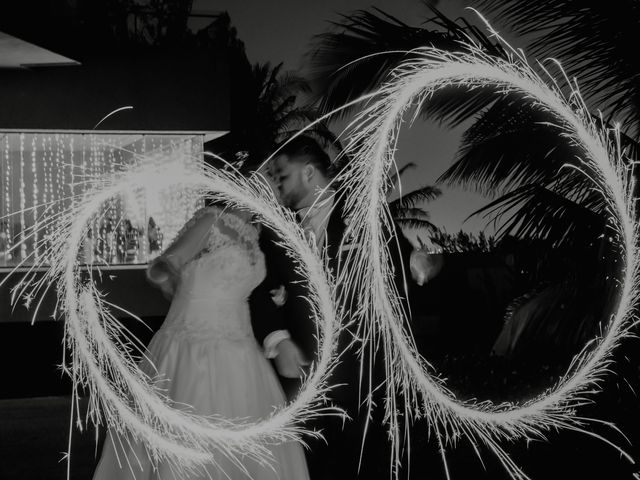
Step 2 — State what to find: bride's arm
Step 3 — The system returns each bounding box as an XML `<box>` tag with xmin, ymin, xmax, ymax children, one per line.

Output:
<box><xmin>146</xmin><ymin>206</ymin><xmax>219</xmax><ymax>296</ymax></box>
<box><xmin>147</xmin><ymin>256</ymin><xmax>180</xmax><ymax>299</ymax></box>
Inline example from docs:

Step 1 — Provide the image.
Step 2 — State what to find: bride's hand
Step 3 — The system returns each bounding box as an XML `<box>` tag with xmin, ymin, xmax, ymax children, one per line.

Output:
<box><xmin>274</xmin><ymin>339</ymin><xmax>309</xmax><ymax>378</ymax></box>
<box><xmin>148</xmin><ymin>257</ymin><xmax>179</xmax><ymax>298</ymax></box>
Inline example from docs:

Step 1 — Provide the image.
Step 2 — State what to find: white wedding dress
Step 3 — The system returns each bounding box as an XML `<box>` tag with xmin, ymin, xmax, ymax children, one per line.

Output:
<box><xmin>92</xmin><ymin>206</ymin><xmax>310</xmax><ymax>480</ymax></box>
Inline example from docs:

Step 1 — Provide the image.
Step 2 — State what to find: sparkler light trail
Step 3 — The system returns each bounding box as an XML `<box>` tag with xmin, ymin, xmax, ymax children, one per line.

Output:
<box><xmin>3</xmin><ymin>157</ymin><xmax>345</xmax><ymax>476</ymax></box>
<box><xmin>332</xmin><ymin>30</ymin><xmax>640</xmax><ymax>479</ymax></box>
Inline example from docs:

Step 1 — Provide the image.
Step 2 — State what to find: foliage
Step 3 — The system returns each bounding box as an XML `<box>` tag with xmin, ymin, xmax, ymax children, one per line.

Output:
<box><xmin>197</xmin><ymin>15</ymin><xmax>336</xmax><ymax>171</ymax></box>
<box><xmin>422</xmin><ymin>228</ymin><xmax>497</xmax><ymax>253</ymax></box>
<box><xmin>104</xmin><ymin>0</ymin><xmax>195</xmax><ymax>46</ymax></box>
<box><xmin>227</xmin><ymin>61</ymin><xmax>337</xmax><ymax>170</ymax></box>
<box><xmin>387</xmin><ymin>163</ymin><xmax>441</xmax><ymax>231</ymax></box>
<box><xmin>309</xmin><ymin>4</ymin><xmax>640</xmax><ymax>252</ymax></box>
<box><xmin>475</xmin><ymin>0</ymin><xmax>640</xmax><ymax>138</ymax></box>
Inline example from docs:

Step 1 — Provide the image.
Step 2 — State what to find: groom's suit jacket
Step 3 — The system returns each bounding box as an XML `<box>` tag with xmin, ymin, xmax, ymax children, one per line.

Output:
<box><xmin>249</xmin><ymin>197</ymin><xmax>417</xmax><ymax>479</ymax></box>
<box><xmin>250</xmin><ymin>196</ymin><xmax>416</xmax><ymax>376</ymax></box>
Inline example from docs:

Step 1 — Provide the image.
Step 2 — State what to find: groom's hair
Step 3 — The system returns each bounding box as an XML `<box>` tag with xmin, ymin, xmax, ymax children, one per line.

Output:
<box><xmin>278</xmin><ymin>135</ymin><xmax>332</xmax><ymax>178</ymax></box>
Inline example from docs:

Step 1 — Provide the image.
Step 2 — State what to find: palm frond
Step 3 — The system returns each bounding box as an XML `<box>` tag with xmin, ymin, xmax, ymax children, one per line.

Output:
<box><xmin>390</xmin><ymin>205</ymin><xmax>431</xmax><ymax>219</ymax></box>
<box><xmin>394</xmin><ymin>216</ymin><xmax>439</xmax><ymax>231</ymax></box>
<box><xmin>468</xmin><ymin>184</ymin><xmax>607</xmax><ymax>249</ymax></box>
<box><xmin>438</xmin><ymin>92</ymin><xmax>640</xmax><ymax>204</ymax></box>
<box><xmin>309</xmin><ymin>8</ymin><xmax>490</xmax><ymax>118</ymax></box>
<box><xmin>389</xmin><ymin>185</ymin><xmax>442</xmax><ymax>208</ymax></box>
<box><xmin>268</xmin><ymin>94</ymin><xmax>295</xmax><ymax>117</ymax></box>
<box><xmin>215</xmin><ymin>58</ymin><xmax>338</xmax><ymax>170</ymax></box>
<box><xmin>474</xmin><ymin>0</ymin><xmax>640</xmax><ymax>137</ymax></box>
<box><xmin>275</xmin><ymin>108</ymin><xmax>322</xmax><ymax>128</ymax></box>
<box><xmin>438</xmin><ymin>95</ymin><xmax>586</xmax><ymax>196</ymax></box>
<box><xmin>276</xmin><ymin>72</ymin><xmax>312</xmax><ymax>96</ymax></box>
<box><xmin>310</xmin><ymin>4</ymin><xmax>639</xmax><ymax>247</ymax></box>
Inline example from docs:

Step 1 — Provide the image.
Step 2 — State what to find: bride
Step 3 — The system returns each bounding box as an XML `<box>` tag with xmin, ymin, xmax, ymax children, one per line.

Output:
<box><xmin>92</xmin><ymin>204</ymin><xmax>310</xmax><ymax>480</ymax></box>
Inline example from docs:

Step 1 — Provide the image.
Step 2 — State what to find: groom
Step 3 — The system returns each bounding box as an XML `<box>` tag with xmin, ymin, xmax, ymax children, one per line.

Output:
<box><xmin>251</xmin><ymin>135</ymin><xmax>416</xmax><ymax>479</ymax></box>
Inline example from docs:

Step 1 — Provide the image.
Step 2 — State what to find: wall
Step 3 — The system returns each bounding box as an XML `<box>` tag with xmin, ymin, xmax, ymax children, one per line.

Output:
<box><xmin>0</xmin><ymin>48</ymin><xmax>229</xmax><ymax>133</ymax></box>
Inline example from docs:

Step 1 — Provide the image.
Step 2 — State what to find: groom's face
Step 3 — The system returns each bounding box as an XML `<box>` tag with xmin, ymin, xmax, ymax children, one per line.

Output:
<box><xmin>271</xmin><ymin>155</ymin><xmax>310</xmax><ymax>209</ymax></box>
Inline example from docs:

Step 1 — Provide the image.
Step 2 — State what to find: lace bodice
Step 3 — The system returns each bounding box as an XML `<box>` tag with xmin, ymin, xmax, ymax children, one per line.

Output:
<box><xmin>152</xmin><ymin>206</ymin><xmax>265</xmax><ymax>343</ymax></box>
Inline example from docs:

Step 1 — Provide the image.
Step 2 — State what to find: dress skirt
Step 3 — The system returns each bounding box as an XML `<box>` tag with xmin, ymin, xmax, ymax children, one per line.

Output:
<box><xmin>92</xmin><ymin>328</ymin><xmax>310</xmax><ymax>480</ymax></box>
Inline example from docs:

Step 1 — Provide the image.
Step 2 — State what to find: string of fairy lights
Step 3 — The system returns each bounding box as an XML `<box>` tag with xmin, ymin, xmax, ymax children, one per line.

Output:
<box><xmin>31</xmin><ymin>135</ymin><xmax>38</xmax><ymax>263</ymax></box>
<box><xmin>18</xmin><ymin>133</ymin><xmax>26</xmax><ymax>261</ymax></box>
<box><xmin>1</xmin><ymin>134</ymin><xmax>11</xmax><ymax>264</ymax></box>
<box><xmin>56</xmin><ymin>134</ymin><xmax>65</xmax><ymax>257</ymax></box>
<box><xmin>0</xmin><ymin>132</ymin><xmax>204</xmax><ymax>267</ymax></box>
<box><xmin>43</xmin><ymin>134</ymin><xmax>52</xmax><ymax>259</ymax></box>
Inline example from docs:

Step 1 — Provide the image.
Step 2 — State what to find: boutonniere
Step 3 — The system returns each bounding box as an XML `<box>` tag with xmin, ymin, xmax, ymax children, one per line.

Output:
<box><xmin>269</xmin><ymin>285</ymin><xmax>288</xmax><ymax>307</ymax></box>
<box><xmin>343</xmin><ymin>214</ymin><xmax>356</xmax><ymax>242</ymax></box>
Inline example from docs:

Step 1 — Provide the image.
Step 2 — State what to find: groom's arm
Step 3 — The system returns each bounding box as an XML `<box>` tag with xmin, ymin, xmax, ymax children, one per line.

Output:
<box><xmin>251</xmin><ymin>225</ymin><xmax>313</xmax><ymax>377</ymax></box>
<box><xmin>250</xmin><ymin>225</ymin><xmax>304</xmax><ymax>349</ymax></box>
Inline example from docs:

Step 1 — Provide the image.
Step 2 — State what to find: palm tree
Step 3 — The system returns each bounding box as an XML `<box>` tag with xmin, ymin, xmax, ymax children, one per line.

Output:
<box><xmin>209</xmin><ymin>60</ymin><xmax>337</xmax><ymax>171</ymax></box>
<box><xmin>309</xmin><ymin>5</ymin><xmax>639</xmax><ymax>250</ymax></box>
<box><xmin>309</xmin><ymin>4</ymin><xmax>637</xmax><ymax>354</ymax></box>
<box><xmin>239</xmin><ymin>62</ymin><xmax>337</xmax><ymax>168</ymax></box>
<box><xmin>387</xmin><ymin>162</ymin><xmax>441</xmax><ymax>231</ymax></box>
<box><xmin>309</xmin><ymin>8</ymin><xmax>512</xmax><ymax>123</ymax></box>
<box><xmin>474</xmin><ymin>0</ymin><xmax>640</xmax><ymax>138</ymax></box>
<box><xmin>204</xmin><ymin>15</ymin><xmax>336</xmax><ymax>171</ymax></box>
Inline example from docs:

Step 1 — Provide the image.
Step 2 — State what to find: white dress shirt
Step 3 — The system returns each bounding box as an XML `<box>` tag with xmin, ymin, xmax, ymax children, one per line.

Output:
<box><xmin>296</xmin><ymin>194</ymin><xmax>335</xmax><ymax>250</ymax></box>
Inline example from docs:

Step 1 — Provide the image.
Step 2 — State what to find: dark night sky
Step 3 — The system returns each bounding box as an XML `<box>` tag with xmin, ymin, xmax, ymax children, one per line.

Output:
<box><xmin>192</xmin><ymin>0</ymin><xmax>507</xmax><ymax>242</ymax></box>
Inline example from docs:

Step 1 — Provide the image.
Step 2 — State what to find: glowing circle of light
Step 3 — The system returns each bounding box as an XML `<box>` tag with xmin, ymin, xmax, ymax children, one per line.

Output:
<box><xmin>52</xmin><ymin>162</ymin><xmax>343</xmax><ymax>473</ymax></box>
<box><xmin>334</xmin><ymin>45</ymin><xmax>639</xmax><ymax>478</ymax></box>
